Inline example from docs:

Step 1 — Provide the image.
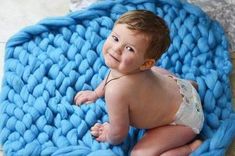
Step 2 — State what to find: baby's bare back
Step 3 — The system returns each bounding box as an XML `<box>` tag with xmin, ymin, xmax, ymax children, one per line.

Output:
<box><xmin>119</xmin><ymin>69</ymin><xmax>183</xmax><ymax>129</ymax></box>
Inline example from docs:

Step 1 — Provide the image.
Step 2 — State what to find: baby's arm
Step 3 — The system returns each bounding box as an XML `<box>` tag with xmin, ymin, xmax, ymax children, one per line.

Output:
<box><xmin>91</xmin><ymin>88</ymin><xmax>130</xmax><ymax>145</ymax></box>
<box><xmin>74</xmin><ymin>80</ymin><xmax>105</xmax><ymax>105</ymax></box>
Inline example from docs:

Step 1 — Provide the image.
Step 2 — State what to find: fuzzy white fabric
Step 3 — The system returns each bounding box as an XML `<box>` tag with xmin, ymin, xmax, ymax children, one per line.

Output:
<box><xmin>69</xmin><ymin>0</ymin><xmax>102</xmax><ymax>11</ymax></box>
<box><xmin>189</xmin><ymin>0</ymin><xmax>235</xmax><ymax>51</ymax></box>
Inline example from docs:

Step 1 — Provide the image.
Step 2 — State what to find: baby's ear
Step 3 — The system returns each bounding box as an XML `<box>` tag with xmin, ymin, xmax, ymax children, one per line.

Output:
<box><xmin>140</xmin><ymin>59</ymin><xmax>155</xmax><ymax>71</ymax></box>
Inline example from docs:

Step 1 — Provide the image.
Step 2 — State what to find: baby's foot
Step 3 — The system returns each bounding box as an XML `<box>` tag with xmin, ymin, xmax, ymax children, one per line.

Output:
<box><xmin>189</xmin><ymin>140</ymin><xmax>202</xmax><ymax>152</ymax></box>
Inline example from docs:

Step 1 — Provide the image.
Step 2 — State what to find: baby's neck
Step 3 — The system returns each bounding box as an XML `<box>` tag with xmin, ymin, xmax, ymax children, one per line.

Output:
<box><xmin>104</xmin><ymin>69</ymin><xmax>148</xmax><ymax>89</ymax></box>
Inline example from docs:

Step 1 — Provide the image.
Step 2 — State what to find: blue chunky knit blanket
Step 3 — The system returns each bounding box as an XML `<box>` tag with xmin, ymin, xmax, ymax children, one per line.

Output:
<box><xmin>0</xmin><ymin>0</ymin><xmax>235</xmax><ymax>155</ymax></box>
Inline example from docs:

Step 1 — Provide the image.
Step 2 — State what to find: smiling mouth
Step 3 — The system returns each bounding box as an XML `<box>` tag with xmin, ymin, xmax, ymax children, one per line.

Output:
<box><xmin>108</xmin><ymin>53</ymin><xmax>120</xmax><ymax>62</ymax></box>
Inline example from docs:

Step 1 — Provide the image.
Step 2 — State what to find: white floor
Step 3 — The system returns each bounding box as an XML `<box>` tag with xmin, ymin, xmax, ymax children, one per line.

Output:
<box><xmin>0</xmin><ymin>0</ymin><xmax>69</xmax><ymax>88</ymax></box>
<box><xmin>0</xmin><ymin>0</ymin><xmax>68</xmax><ymax>155</ymax></box>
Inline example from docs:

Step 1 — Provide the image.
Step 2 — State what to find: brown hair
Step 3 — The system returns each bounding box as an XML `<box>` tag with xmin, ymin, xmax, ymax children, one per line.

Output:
<box><xmin>115</xmin><ymin>10</ymin><xmax>170</xmax><ymax>60</ymax></box>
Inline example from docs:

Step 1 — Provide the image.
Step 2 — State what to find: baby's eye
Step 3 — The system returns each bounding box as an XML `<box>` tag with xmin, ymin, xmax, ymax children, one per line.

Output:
<box><xmin>126</xmin><ymin>46</ymin><xmax>134</xmax><ymax>52</ymax></box>
<box><xmin>111</xmin><ymin>35</ymin><xmax>119</xmax><ymax>42</ymax></box>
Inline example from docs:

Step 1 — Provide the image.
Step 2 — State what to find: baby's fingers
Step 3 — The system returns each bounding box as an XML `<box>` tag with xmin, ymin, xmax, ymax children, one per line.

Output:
<box><xmin>74</xmin><ymin>91</ymin><xmax>96</xmax><ymax>105</ymax></box>
<box><xmin>91</xmin><ymin>123</ymin><xmax>102</xmax><ymax>130</ymax></box>
<box><xmin>74</xmin><ymin>92</ymin><xmax>83</xmax><ymax>103</ymax></box>
<box><xmin>91</xmin><ymin>130</ymin><xmax>99</xmax><ymax>137</ymax></box>
<box><xmin>96</xmin><ymin>133</ymin><xmax>106</xmax><ymax>142</ymax></box>
<box><xmin>90</xmin><ymin>123</ymin><xmax>102</xmax><ymax>137</ymax></box>
<box><xmin>75</xmin><ymin>96</ymin><xmax>89</xmax><ymax>105</ymax></box>
<box><xmin>85</xmin><ymin>100</ymin><xmax>94</xmax><ymax>104</ymax></box>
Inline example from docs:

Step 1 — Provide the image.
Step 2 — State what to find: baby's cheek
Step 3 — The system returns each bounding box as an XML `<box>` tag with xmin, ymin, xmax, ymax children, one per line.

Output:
<box><xmin>123</xmin><ymin>58</ymin><xmax>134</xmax><ymax>65</ymax></box>
<box><xmin>102</xmin><ymin>44</ymin><xmax>108</xmax><ymax>54</ymax></box>
<box><xmin>102</xmin><ymin>40</ymin><xmax>111</xmax><ymax>53</ymax></box>
<box><xmin>124</xmin><ymin>59</ymin><xmax>140</xmax><ymax>69</ymax></box>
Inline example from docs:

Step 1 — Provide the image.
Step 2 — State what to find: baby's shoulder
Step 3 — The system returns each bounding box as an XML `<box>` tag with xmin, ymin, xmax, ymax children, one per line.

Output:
<box><xmin>152</xmin><ymin>66</ymin><xmax>175</xmax><ymax>77</ymax></box>
<box><xmin>106</xmin><ymin>78</ymin><xmax>135</xmax><ymax>96</ymax></box>
<box><xmin>105</xmin><ymin>82</ymin><xmax>132</xmax><ymax>105</ymax></box>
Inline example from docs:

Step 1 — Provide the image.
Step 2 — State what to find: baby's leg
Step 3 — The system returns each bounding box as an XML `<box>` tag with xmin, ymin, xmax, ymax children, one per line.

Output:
<box><xmin>131</xmin><ymin>125</ymin><xmax>197</xmax><ymax>156</ymax></box>
<box><xmin>160</xmin><ymin>140</ymin><xmax>202</xmax><ymax>156</ymax></box>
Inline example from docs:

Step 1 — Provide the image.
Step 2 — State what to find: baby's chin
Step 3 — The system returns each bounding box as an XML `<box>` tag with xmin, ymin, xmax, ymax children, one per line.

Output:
<box><xmin>104</xmin><ymin>59</ymin><xmax>137</xmax><ymax>74</ymax></box>
<box><xmin>104</xmin><ymin>58</ymin><xmax>118</xmax><ymax>68</ymax></box>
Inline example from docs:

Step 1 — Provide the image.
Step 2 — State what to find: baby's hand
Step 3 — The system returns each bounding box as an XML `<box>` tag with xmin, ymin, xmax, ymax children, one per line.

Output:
<box><xmin>74</xmin><ymin>90</ymin><xmax>98</xmax><ymax>105</ymax></box>
<box><xmin>90</xmin><ymin>122</ymin><xmax>110</xmax><ymax>142</ymax></box>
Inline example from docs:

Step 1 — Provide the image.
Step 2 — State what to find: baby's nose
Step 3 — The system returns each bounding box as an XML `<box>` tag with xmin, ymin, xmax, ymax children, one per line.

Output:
<box><xmin>113</xmin><ymin>44</ymin><xmax>123</xmax><ymax>55</ymax></box>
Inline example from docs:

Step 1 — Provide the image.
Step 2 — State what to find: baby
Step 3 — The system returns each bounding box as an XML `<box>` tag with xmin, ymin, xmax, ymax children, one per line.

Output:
<box><xmin>74</xmin><ymin>10</ymin><xmax>204</xmax><ymax>156</ymax></box>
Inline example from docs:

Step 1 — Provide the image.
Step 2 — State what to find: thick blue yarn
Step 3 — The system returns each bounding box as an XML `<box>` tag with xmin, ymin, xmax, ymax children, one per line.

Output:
<box><xmin>0</xmin><ymin>0</ymin><xmax>235</xmax><ymax>155</ymax></box>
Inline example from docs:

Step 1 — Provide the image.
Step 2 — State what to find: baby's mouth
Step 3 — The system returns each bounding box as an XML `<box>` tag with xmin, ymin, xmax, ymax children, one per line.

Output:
<box><xmin>108</xmin><ymin>53</ymin><xmax>120</xmax><ymax>62</ymax></box>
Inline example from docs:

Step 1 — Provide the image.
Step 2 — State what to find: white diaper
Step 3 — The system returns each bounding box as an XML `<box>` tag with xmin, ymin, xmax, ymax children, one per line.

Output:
<box><xmin>170</xmin><ymin>76</ymin><xmax>204</xmax><ymax>134</ymax></box>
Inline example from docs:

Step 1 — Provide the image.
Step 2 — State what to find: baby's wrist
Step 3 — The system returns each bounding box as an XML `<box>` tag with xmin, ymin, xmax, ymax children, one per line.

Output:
<box><xmin>94</xmin><ymin>90</ymin><xmax>99</xmax><ymax>98</ymax></box>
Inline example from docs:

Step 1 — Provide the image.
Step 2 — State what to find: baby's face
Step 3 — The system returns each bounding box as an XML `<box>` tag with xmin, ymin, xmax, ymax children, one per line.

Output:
<box><xmin>102</xmin><ymin>24</ymin><xmax>150</xmax><ymax>74</ymax></box>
